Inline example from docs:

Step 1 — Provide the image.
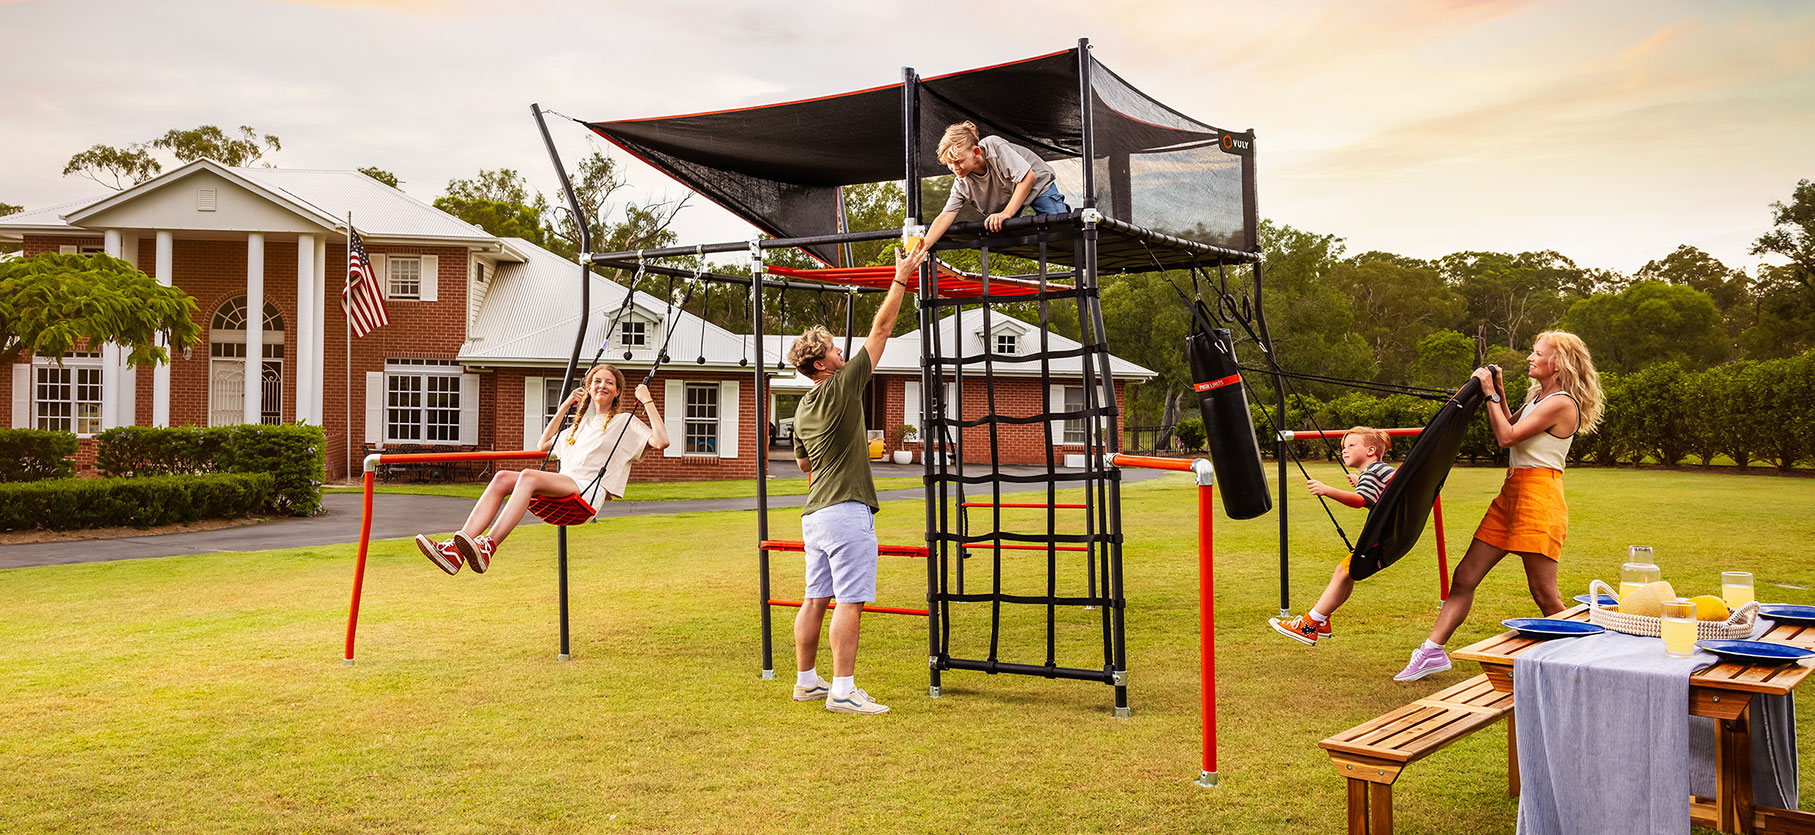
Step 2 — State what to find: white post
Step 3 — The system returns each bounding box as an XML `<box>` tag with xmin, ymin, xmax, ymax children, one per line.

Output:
<box><xmin>153</xmin><ymin>231</ymin><xmax>174</xmax><ymax>427</ymax></box>
<box><xmin>118</xmin><ymin>232</ymin><xmax>140</xmax><ymax>425</ymax></box>
<box><xmin>312</xmin><ymin>235</ymin><xmax>327</xmax><ymax>426</ymax></box>
<box><xmin>243</xmin><ymin>233</ymin><xmax>265</xmax><ymax>425</ymax></box>
<box><xmin>295</xmin><ymin>234</ymin><xmax>316</xmax><ymax>425</ymax></box>
<box><xmin>100</xmin><ymin>230</ymin><xmax>124</xmax><ymax>429</ymax></box>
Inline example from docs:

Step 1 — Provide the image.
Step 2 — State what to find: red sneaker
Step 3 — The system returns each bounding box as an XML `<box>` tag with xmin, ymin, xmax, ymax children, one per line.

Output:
<box><xmin>454</xmin><ymin>531</ymin><xmax>495</xmax><ymax>574</ymax></box>
<box><xmin>1269</xmin><ymin>613</ymin><xmax>1321</xmax><ymax>646</ymax></box>
<box><xmin>417</xmin><ymin>535</ymin><xmax>462</xmax><ymax>576</ymax></box>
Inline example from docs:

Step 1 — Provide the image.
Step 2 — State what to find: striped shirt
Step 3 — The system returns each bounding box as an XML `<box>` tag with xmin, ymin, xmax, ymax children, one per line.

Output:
<box><xmin>1355</xmin><ymin>461</ymin><xmax>1396</xmax><ymax>507</ymax></box>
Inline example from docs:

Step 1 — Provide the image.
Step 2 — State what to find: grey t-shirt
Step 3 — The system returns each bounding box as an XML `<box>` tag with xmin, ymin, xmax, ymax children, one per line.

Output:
<box><xmin>791</xmin><ymin>346</ymin><xmax>879</xmax><ymax>516</ymax></box>
<box><xmin>942</xmin><ymin>135</ymin><xmax>1056</xmax><ymax>216</ymax></box>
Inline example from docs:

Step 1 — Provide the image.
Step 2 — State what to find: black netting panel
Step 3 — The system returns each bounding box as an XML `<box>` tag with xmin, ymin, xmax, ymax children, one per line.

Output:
<box><xmin>1087</xmin><ymin>58</ymin><xmax>1250</xmax><ymax>251</ymax></box>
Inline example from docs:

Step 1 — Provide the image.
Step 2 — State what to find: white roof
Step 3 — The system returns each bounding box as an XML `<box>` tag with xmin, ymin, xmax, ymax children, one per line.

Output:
<box><xmin>459</xmin><ymin>238</ymin><xmax>748</xmax><ymax>368</ymax></box>
<box><xmin>233</xmin><ymin>167</ymin><xmax>496</xmax><ymax>243</ymax></box>
<box><xmin>748</xmin><ymin>308</ymin><xmax>1156</xmax><ymax>381</ymax></box>
<box><xmin>0</xmin><ymin>197</ymin><xmax>106</xmax><ymax>235</ymax></box>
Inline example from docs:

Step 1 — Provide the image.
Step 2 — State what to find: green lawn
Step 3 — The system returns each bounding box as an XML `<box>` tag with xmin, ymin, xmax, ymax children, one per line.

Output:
<box><xmin>4</xmin><ymin>467</ymin><xmax>1812</xmax><ymax>832</ymax></box>
<box><xmin>326</xmin><ymin>476</ymin><xmax>927</xmax><ymax>502</ymax></box>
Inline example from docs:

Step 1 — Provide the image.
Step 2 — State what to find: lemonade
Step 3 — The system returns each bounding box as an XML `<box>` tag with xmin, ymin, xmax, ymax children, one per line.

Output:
<box><xmin>1621</xmin><ymin>582</ymin><xmax>1643</xmax><ymax>599</ymax></box>
<box><xmin>1660</xmin><ymin>617</ymin><xmax>1698</xmax><ymax>656</ymax></box>
<box><xmin>1722</xmin><ymin>583</ymin><xmax>1754</xmax><ymax>608</ymax></box>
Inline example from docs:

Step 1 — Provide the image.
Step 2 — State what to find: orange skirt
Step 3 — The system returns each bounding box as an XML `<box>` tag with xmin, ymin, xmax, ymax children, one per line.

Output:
<box><xmin>1474</xmin><ymin>468</ymin><xmax>1568</xmax><ymax>560</ymax></box>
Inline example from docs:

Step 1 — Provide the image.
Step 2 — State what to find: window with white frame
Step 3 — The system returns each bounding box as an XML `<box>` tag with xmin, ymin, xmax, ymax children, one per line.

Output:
<box><xmin>620</xmin><ymin>320</ymin><xmax>648</xmax><ymax>348</ymax></box>
<box><xmin>1063</xmin><ymin>386</ymin><xmax>1088</xmax><ymax>445</ymax></box>
<box><xmin>994</xmin><ymin>333</ymin><xmax>1020</xmax><ymax>355</ymax></box>
<box><xmin>386</xmin><ymin>360</ymin><xmax>461</xmax><ymax>443</ymax></box>
<box><xmin>34</xmin><ymin>352</ymin><xmax>102</xmax><ymax>434</ymax></box>
<box><xmin>545</xmin><ymin>378</ymin><xmax>566</xmax><ymax>429</ymax></box>
<box><xmin>684</xmin><ymin>382</ymin><xmax>719</xmax><ymax>454</ymax></box>
<box><xmin>387</xmin><ymin>256</ymin><xmax>422</xmax><ymax>299</ymax></box>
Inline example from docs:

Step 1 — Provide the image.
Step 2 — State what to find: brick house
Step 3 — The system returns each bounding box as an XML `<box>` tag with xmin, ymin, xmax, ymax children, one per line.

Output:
<box><xmin>1</xmin><ymin>160</ymin><xmax>1154</xmax><ymax>481</ymax></box>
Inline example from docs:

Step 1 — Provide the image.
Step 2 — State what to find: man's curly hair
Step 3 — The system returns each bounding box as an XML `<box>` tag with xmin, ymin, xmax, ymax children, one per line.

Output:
<box><xmin>787</xmin><ymin>326</ymin><xmax>838</xmax><ymax>375</ymax></box>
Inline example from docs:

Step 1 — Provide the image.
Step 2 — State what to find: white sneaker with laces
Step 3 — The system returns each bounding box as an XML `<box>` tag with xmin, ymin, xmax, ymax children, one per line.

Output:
<box><xmin>825</xmin><ymin>688</ymin><xmax>889</xmax><ymax>714</ymax></box>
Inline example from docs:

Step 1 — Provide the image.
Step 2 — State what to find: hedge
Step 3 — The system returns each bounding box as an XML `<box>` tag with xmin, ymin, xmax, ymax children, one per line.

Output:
<box><xmin>0</xmin><ymin>429</ymin><xmax>77</xmax><ymax>482</ymax></box>
<box><xmin>1162</xmin><ymin>348</ymin><xmax>1815</xmax><ymax>471</ymax></box>
<box><xmin>0</xmin><ymin>472</ymin><xmax>275</xmax><ymax>532</ymax></box>
<box><xmin>95</xmin><ymin>423</ymin><xmax>326</xmax><ymax>515</ymax></box>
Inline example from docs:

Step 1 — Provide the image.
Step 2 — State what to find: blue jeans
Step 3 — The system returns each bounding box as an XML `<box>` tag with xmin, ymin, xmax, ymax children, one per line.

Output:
<box><xmin>1026</xmin><ymin>183</ymin><xmax>1069</xmax><ymax>216</ymax></box>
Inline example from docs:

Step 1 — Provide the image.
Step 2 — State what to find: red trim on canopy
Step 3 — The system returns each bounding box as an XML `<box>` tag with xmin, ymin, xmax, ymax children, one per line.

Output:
<box><xmin>766</xmin><ymin>264</ymin><xmax>1070</xmax><ymax>299</ymax></box>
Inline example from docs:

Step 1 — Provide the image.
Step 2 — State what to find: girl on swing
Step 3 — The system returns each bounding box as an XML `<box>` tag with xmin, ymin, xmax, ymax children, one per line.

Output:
<box><xmin>1394</xmin><ymin>330</ymin><xmax>1604</xmax><ymax>681</ymax></box>
<box><xmin>416</xmin><ymin>363</ymin><xmax>670</xmax><ymax>575</ymax></box>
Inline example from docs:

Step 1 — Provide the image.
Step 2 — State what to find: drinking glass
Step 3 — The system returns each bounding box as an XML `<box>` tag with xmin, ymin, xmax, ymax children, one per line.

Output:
<box><xmin>1722</xmin><ymin>571</ymin><xmax>1755</xmax><ymax>609</ymax></box>
<box><xmin>1660</xmin><ymin>598</ymin><xmax>1698</xmax><ymax>657</ymax></box>
<box><xmin>1620</xmin><ymin>561</ymin><xmax>1661</xmax><ymax>600</ymax></box>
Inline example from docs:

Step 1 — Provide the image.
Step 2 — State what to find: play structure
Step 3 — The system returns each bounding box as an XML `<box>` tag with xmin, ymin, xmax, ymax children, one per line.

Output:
<box><xmin>340</xmin><ymin>39</ymin><xmax>1493</xmax><ymax>790</ymax></box>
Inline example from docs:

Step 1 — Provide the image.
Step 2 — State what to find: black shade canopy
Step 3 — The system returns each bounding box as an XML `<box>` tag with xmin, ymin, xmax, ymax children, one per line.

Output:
<box><xmin>587</xmin><ymin>46</ymin><xmax>1256</xmax><ymax>269</ymax></box>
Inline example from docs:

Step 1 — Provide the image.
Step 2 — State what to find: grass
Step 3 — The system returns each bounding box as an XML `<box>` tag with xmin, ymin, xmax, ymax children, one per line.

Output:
<box><xmin>325</xmin><ymin>476</ymin><xmax>927</xmax><ymax>502</ymax></box>
<box><xmin>3</xmin><ymin>467</ymin><xmax>1812</xmax><ymax>832</ymax></box>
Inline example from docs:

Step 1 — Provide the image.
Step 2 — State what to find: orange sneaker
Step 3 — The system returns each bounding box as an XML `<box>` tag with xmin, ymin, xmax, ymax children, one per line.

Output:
<box><xmin>1269</xmin><ymin>613</ymin><xmax>1322</xmax><ymax>646</ymax></box>
<box><xmin>1318</xmin><ymin>616</ymin><xmax>1333</xmax><ymax>640</ymax></box>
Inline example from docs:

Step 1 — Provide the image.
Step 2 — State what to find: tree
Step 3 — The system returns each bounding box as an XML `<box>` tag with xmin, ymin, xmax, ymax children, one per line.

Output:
<box><xmin>1751</xmin><ymin>179</ymin><xmax>1815</xmax><ymax>292</ymax></box>
<box><xmin>1</xmin><ymin>203</ymin><xmax>19</xmax><ymax>255</ymax></box>
<box><xmin>1737</xmin><ymin>264</ymin><xmax>1815</xmax><ymax>359</ymax></box>
<box><xmin>1557</xmin><ymin>281</ymin><xmax>1728</xmax><ymax>374</ymax></box>
<box><xmin>1331</xmin><ymin>253</ymin><xmax>1463</xmax><ymax>383</ymax></box>
<box><xmin>1635</xmin><ymin>245</ymin><xmax>1750</xmax><ymax>314</ymax></box>
<box><xmin>1253</xmin><ymin>220</ymin><xmax>1375</xmax><ymax>396</ymax></box>
<box><xmin>357</xmin><ymin>167</ymin><xmax>400</xmax><ymax>188</ymax></box>
<box><xmin>1440</xmin><ymin>250</ymin><xmax>1590</xmax><ymax>351</ymax></box>
<box><xmin>62</xmin><ymin>144</ymin><xmax>162</xmax><ymax>189</ymax></box>
<box><xmin>1413</xmin><ymin>329</ymin><xmax>1476</xmax><ymax>389</ymax></box>
<box><xmin>150</xmin><ymin>125</ymin><xmax>281</xmax><ymax>167</ymax></box>
<box><xmin>0</xmin><ymin>253</ymin><xmax>201</xmax><ymax>367</ymax></box>
<box><xmin>430</xmin><ymin>196</ymin><xmax>553</xmax><ymax>250</ymax></box>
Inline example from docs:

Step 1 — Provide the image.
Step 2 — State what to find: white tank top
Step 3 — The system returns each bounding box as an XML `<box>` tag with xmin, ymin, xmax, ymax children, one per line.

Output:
<box><xmin>1508</xmin><ymin>391</ymin><xmax>1575</xmax><ymax>471</ymax></box>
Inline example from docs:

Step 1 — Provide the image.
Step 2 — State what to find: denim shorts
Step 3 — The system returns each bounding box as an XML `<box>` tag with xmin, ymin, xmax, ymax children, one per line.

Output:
<box><xmin>801</xmin><ymin>501</ymin><xmax>878</xmax><ymax>603</ymax></box>
<box><xmin>1027</xmin><ymin>183</ymin><xmax>1069</xmax><ymax>216</ymax></box>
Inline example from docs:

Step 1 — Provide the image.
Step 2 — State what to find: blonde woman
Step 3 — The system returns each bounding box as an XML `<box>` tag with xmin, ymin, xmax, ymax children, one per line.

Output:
<box><xmin>415</xmin><ymin>363</ymin><xmax>668</xmax><ymax>575</ymax></box>
<box><xmin>1395</xmin><ymin>331</ymin><xmax>1605</xmax><ymax>681</ymax></box>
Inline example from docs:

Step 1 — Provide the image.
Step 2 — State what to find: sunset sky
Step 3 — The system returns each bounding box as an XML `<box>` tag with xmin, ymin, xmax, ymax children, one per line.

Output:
<box><xmin>3</xmin><ymin>0</ymin><xmax>1810</xmax><ymax>273</ymax></box>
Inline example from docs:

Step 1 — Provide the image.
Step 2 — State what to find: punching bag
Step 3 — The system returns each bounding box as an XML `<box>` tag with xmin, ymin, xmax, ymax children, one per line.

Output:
<box><xmin>1186</xmin><ymin>327</ymin><xmax>1272</xmax><ymax>519</ymax></box>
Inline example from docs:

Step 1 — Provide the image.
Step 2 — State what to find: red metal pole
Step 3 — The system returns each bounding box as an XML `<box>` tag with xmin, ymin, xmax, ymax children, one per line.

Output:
<box><xmin>1433</xmin><ymin>494</ymin><xmax>1450</xmax><ymax>602</ymax></box>
<box><xmin>343</xmin><ymin>470</ymin><xmax>375</xmax><ymax>664</ymax></box>
<box><xmin>1198</xmin><ymin>481</ymin><xmax>1218</xmax><ymax>786</ymax></box>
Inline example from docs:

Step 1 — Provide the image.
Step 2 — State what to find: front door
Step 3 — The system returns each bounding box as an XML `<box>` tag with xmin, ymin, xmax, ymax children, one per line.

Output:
<box><xmin>209</xmin><ymin>358</ymin><xmax>283</xmax><ymax>426</ymax></box>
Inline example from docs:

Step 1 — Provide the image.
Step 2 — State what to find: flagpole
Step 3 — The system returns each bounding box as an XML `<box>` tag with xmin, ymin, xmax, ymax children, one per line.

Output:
<box><xmin>345</xmin><ymin>213</ymin><xmax>353</xmax><ymax>483</ymax></box>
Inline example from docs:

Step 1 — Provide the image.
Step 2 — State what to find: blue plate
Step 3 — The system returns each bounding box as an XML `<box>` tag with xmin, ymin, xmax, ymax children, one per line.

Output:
<box><xmin>1502</xmin><ymin>618</ymin><xmax>1606</xmax><ymax>639</ymax></box>
<box><xmin>1695</xmin><ymin>640</ymin><xmax>1815</xmax><ymax>665</ymax></box>
<box><xmin>1758</xmin><ymin>604</ymin><xmax>1815</xmax><ymax>626</ymax></box>
<box><xmin>1574</xmin><ymin>594</ymin><xmax>1620</xmax><ymax>608</ymax></box>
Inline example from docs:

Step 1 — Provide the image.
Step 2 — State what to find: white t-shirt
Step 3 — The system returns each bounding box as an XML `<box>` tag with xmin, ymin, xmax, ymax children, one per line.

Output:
<box><xmin>942</xmin><ymin>135</ymin><xmax>1057</xmax><ymax>216</ymax></box>
<box><xmin>551</xmin><ymin>411</ymin><xmax>652</xmax><ymax>504</ymax></box>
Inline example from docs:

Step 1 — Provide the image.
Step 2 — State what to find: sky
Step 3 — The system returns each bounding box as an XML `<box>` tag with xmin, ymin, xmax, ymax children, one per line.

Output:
<box><xmin>2</xmin><ymin>0</ymin><xmax>1811</xmax><ymax>274</ymax></box>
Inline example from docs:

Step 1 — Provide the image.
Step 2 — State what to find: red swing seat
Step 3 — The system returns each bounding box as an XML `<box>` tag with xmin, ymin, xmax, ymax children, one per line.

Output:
<box><xmin>528</xmin><ymin>493</ymin><xmax>598</xmax><ymax>527</ymax></box>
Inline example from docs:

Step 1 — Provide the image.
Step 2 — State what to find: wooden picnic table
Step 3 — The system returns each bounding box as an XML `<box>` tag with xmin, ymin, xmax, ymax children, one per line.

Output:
<box><xmin>1453</xmin><ymin>605</ymin><xmax>1815</xmax><ymax>834</ymax></box>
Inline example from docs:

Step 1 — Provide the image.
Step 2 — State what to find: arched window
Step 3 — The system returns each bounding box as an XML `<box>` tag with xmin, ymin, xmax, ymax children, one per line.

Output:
<box><xmin>207</xmin><ymin>296</ymin><xmax>285</xmax><ymax>425</ymax></box>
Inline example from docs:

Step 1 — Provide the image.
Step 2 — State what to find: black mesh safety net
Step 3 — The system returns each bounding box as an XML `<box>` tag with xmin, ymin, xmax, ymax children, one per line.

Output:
<box><xmin>585</xmin><ymin>47</ymin><xmax>1256</xmax><ymax>269</ymax></box>
<box><xmin>1344</xmin><ymin>378</ymin><xmax>1487</xmax><ymax>582</ymax></box>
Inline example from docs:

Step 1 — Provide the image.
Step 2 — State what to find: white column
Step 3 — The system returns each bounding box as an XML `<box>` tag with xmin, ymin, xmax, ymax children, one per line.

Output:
<box><xmin>118</xmin><ymin>233</ymin><xmax>139</xmax><ymax>424</ymax></box>
<box><xmin>243</xmin><ymin>233</ymin><xmax>265</xmax><ymax>425</ymax></box>
<box><xmin>100</xmin><ymin>230</ymin><xmax>124</xmax><ymax>429</ymax></box>
<box><xmin>153</xmin><ymin>231</ymin><xmax>173</xmax><ymax>427</ymax></box>
<box><xmin>295</xmin><ymin>235</ymin><xmax>316</xmax><ymax>425</ymax></box>
<box><xmin>312</xmin><ymin>235</ymin><xmax>327</xmax><ymax>426</ymax></box>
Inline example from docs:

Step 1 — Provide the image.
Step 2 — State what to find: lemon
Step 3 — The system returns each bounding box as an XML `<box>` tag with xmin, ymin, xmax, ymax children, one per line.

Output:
<box><xmin>1688</xmin><ymin>595</ymin><xmax>1731</xmax><ymax>622</ymax></box>
<box><xmin>1618</xmin><ymin>581</ymin><xmax>1676</xmax><ymax>618</ymax></box>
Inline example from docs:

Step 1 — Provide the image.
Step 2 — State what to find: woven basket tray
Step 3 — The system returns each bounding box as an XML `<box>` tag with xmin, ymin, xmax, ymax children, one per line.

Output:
<box><xmin>1586</xmin><ymin>579</ymin><xmax>1757</xmax><ymax>640</ymax></box>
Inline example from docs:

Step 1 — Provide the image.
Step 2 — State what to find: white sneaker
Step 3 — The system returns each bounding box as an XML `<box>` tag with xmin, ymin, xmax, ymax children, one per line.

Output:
<box><xmin>825</xmin><ymin>688</ymin><xmax>889</xmax><ymax>714</ymax></box>
<box><xmin>792</xmin><ymin>679</ymin><xmax>830</xmax><ymax>702</ymax></box>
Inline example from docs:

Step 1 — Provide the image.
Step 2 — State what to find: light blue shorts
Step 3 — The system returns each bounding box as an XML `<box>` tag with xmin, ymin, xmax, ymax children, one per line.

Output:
<box><xmin>801</xmin><ymin>501</ymin><xmax>878</xmax><ymax>604</ymax></box>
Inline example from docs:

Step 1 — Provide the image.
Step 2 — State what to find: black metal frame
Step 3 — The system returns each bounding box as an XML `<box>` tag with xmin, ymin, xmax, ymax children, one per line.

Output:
<box><xmin>535</xmin><ymin>37</ymin><xmax>1272</xmax><ymax>711</ymax></box>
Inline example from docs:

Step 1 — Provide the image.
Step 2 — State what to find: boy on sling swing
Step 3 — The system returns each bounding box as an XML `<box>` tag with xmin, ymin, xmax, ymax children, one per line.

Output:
<box><xmin>1268</xmin><ymin>426</ymin><xmax>1396</xmax><ymax>646</ymax></box>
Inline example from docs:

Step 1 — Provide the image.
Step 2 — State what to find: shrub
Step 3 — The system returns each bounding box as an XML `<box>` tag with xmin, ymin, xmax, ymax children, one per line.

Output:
<box><xmin>1174</xmin><ymin>418</ymin><xmax>1206</xmax><ymax>451</ymax></box>
<box><xmin>95</xmin><ymin>423</ymin><xmax>325</xmax><ymax>516</ymax></box>
<box><xmin>0</xmin><ymin>429</ymin><xmax>77</xmax><ymax>482</ymax></box>
<box><xmin>0</xmin><ymin>472</ymin><xmax>274</xmax><ymax>532</ymax></box>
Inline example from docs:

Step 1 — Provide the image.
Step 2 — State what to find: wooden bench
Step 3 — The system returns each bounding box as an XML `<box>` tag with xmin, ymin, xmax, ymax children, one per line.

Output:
<box><xmin>1318</xmin><ymin>675</ymin><xmax>1517</xmax><ymax>835</ymax></box>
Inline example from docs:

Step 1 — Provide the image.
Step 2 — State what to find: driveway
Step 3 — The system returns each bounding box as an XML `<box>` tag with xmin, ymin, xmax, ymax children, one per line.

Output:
<box><xmin>0</xmin><ymin>458</ymin><xmax>1178</xmax><ymax>569</ymax></box>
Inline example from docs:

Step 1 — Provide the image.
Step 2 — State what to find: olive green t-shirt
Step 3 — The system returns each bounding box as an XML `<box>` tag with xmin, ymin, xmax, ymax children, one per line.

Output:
<box><xmin>792</xmin><ymin>345</ymin><xmax>878</xmax><ymax>516</ymax></box>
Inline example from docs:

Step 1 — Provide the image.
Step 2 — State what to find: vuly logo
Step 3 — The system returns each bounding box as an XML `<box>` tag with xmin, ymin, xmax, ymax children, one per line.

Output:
<box><xmin>1219</xmin><ymin>133</ymin><xmax>1252</xmax><ymax>156</ymax></box>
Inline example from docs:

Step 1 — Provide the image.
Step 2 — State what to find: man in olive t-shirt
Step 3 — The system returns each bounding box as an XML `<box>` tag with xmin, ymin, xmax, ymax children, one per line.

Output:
<box><xmin>783</xmin><ymin>247</ymin><xmax>925</xmax><ymax>715</ymax></box>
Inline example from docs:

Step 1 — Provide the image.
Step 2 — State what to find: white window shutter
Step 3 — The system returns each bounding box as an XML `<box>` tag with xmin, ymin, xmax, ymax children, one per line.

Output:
<box><xmin>944</xmin><ymin>381</ymin><xmax>957</xmax><ymax>421</ymax></box>
<box><xmin>523</xmin><ymin>376</ymin><xmax>545</xmax><ymax>449</ymax></box>
<box><xmin>419</xmin><ymin>254</ymin><xmax>439</xmax><ymax>302</ymax></box>
<box><xmin>372</xmin><ymin>254</ymin><xmax>388</xmax><ymax>298</ymax></box>
<box><xmin>11</xmin><ymin>364</ymin><xmax>30</xmax><ymax>428</ymax></box>
<box><xmin>458</xmin><ymin>373</ymin><xmax>478</xmax><ymax>445</ymax></box>
<box><xmin>1049</xmin><ymin>384</ymin><xmax>1066</xmax><ymax>442</ymax></box>
<box><xmin>902</xmin><ymin>381</ymin><xmax>920</xmax><ymax>434</ymax></box>
<box><xmin>718</xmin><ymin>379</ymin><xmax>739</xmax><ymax>459</ymax></box>
<box><xmin>364</xmin><ymin>372</ymin><xmax>385</xmax><ymax>446</ymax></box>
<box><xmin>663</xmin><ymin>379</ymin><xmax>684</xmax><ymax>458</ymax></box>
<box><xmin>58</xmin><ymin>245</ymin><xmax>77</xmax><ymax>255</ymax></box>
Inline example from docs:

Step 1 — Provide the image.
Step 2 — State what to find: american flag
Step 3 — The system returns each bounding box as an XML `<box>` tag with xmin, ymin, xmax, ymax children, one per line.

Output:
<box><xmin>341</xmin><ymin>226</ymin><xmax>389</xmax><ymax>337</ymax></box>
